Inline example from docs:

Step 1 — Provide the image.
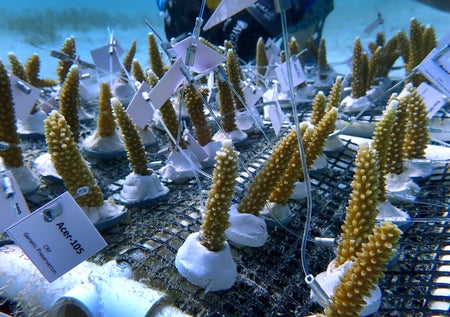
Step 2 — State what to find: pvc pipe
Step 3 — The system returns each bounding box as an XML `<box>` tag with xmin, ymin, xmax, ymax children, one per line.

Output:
<box><xmin>0</xmin><ymin>243</ymin><xmax>189</xmax><ymax>317</ymax></box>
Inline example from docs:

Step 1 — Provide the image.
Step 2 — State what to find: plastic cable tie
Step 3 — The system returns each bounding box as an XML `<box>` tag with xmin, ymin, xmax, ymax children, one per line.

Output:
<box><xmin>72</xmin><ymin>186</ymin><xmax>90</xmax><ymax>199</ymax></box>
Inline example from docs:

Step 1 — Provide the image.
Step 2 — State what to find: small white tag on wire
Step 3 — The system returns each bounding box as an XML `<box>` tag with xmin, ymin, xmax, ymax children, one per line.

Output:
<box><xmin>0</xmin><ymin>170</ymin><xmax>30</xmax><ymax>234</ymax></box>
<box><xmin>275</xmin><ymin>58</ymin><xmax>306</xmax><ymax>92</ymax></box>
<box><xmin>417</xmin><ymin>45</ymin><xmax>450</xmax><ymax>96</ymax></box>
<box><xmin>90</xmin><ymin>39</ymin><xmax>124</xmax><ymax>73</ymax></box>
<box><xmin>265</xmin><ymin>38</ymin><xmax>280</xmax><ymax>64</ymax></box>
<box><xmin>126</xmin><ymin>82</ymin><xmax>155</xmax><ymax>129</ymax></box>
<box><xmin>364</xmin><ymin>12</ymin><xmax>384</xmax><ymax>34</ymax></box>
<box><xmin>267</xmin><ymin>102</ymin><xmax>285</xmax><ymax>136</ymax></box>
<box><xmin>184</xmin><ymin>130</ymin><xmax>208</xmax><ymax>162</ymax></box>
<box><xmin>173</xmin><ymin>36</ymin><xmax>226</xmax><ymax>73</ymax></box>
<box><xmin>417</xmin><ymin>82</ymin><xmax>448</xmax><ymax>118</ymax></box>
<box><xmin>6</xmin><ymin>191</ymin><xmax>107</xmax><ymax>282</ymax></box>
<box><xmin>242</xmin><ymin>83</ymin><xmax>263</xmax><ymax>108</ymax></box>
<box><xmin>148</xmin><ymin>58</ymin><xmax>185</xmax><ymax>109</ymax></box>
<box><xmin>9</xmin><ymin>75</ymin><xmax>40</xmax><ymax>121</ymax></box>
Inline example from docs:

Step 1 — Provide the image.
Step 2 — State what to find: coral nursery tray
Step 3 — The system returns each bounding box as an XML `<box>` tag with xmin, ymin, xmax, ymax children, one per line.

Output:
<box><xmin>2</xmin><ymin>103</ymin><xmax>449</xmax><ymax>316</ymax></box>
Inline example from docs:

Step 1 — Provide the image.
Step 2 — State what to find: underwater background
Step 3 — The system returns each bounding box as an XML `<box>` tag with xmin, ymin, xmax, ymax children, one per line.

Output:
<box><xmin>0</xmin><ymin>0</ymin><xmax>449</xmax><ymax>78</ymax></box>
<box><xmin>0</xmin><ymin>1</ymin><xmax>450</xmax><ymax>316</ymax></box>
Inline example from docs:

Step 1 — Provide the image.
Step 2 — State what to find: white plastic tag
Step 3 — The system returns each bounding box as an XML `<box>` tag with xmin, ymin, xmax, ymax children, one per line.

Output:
<box><xmin>126</xmin><ymin>82</ymin><xmax>155</xmax><ymax>129</ymax></box>
<box><xmin>148</xmin><ymin>58</ymin><xmax>185</xmax><ymax>109</ymax></box>
<box><xmin>90</xmin><ymin>40</ymin><xmax>124</xmax><ymax>73</ymax></box>
<box><xmin>185</xmin><ymin>130</ymin><xmax>208</xmax><ymax>162</ymax></box>
<box><xmin>417</xmin><ymin>82</ymin><xmax>448</xmax><ymax>118</ymax></box>
<box><xmin>9</xmin><ymin>75</ymin><xmax>40</xmax><ymax>121</ymax></box>
<box><xmin>6</xmin><ymin>192</ymin><xmax>107</xmax><ymax>282</ymax></box>
<box><xmin>203</xmin><ymin>0</ymin><xmax>257</xmax><ymax>31</ymax></box>
<box><xmin>265</xmin><ymin>38</ymin><xmax>280</xmax><ymax>65</ymax></box>
<box><xmin>417</xmin><ymin>47</ymin><xmax>450</xmax><ymax>96</ymax></box>
<box><xmin>243</xmin><ymin>83</ymin><xmax>263</xmax><ymax>108</ymax></box>
<box><xmin>275</xmin><ymin>58</ymin><xmax>306</xmax><ymax>92</ymax></box>
<box><xmin>267</xmin><ymin>101</ymin><xmax>285</xmax><ymax>136</ymax></box>
<box><xmin>364</xmin><ymin>13</ymin><xmax>384</xmax><ymax>34</ymax></box>
<box><xmin>0</xmin><ymin>170</ymin><xmax>30</xmax><ymax>234</ymax></box>
<box><xmin>173</xmin><ymin>36</ymin><xmax>226</xmax><ymax>73</ymax></box>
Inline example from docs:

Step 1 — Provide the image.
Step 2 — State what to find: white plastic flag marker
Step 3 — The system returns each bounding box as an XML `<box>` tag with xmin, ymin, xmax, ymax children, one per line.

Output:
<box><xmin>203</xmin><ymin>0</ymin><xmax>257</xmax><ymax>31</ymax></box>
<box><xmin>126</xmin><ymin>82</ymin><xmax>155</xmax><ymax>129</ymax></box>
<box><xmin>147</xmin><ymin>58</ymin><xmax>185</xmax><ymax>109</ymax></box>
<box><xmin>90</xmin><ymin>38</ymin><xmax>124</xmax><ymax>73</ymax></box>
<box><xmin>0</xmin><ymin>170</ymin><xmax>30</xmax><ymax>234</ymax></box>
<box><xmin>9</xmin><ymin>76</ymin><xmax>40</xmax><ymax>121</ymax></box>
<box><xmin>275</xmin><ymin>58</ymin><xmax>307</xmax><ymax>92</ymax></box>
<box><xmin>417</xmin><ymin>82</ymin><xmax>448</xmax><ymax>118</ymax></box>
<box><xmin>6</xmin><ymin>191</ymin><xmax>107</xmax><ymax>282</ymax></box>
<box><xmin>243</xmin><ymin>83</ymin><xmax>263</xmax><ymax>108</ymax></box>
<box><xmin>417</xmin><ymin>45</ymin><xmax>450</xmax><ymax>96</ymax></box>
<box><xmin>173</xmin><ymin>36</ymin><xmax>226</xmax><ymax>73</ymax></box>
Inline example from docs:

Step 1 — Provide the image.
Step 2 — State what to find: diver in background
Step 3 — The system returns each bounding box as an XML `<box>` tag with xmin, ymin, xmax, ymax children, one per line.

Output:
<box><xmin>158</xmin><ymin>0</ymin><xmax>334</xmax><ymax>61</ymax></box>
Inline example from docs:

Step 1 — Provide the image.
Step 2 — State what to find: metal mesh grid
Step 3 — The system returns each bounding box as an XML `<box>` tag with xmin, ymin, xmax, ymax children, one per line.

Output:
<box><xmin>1</xmin><ymin>103</ymin><xmax>449</xmax><ymax>316</ymax></box>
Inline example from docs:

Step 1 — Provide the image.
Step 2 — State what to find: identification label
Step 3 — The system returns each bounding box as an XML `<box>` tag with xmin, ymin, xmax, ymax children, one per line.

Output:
<box><xmin>417</xmin><ymin>82</ymin><xmax>448</xmax><ymax>118</ymax></box>
<box><xmin>10</xmin><ymin>75</ymin><xmax>41</xmax><ymax>121</ymax></box>
<box><xmin>6</xmin><ymin>192</ymin><xmax>107</xmax><ymax>282</ymax></box>
<box><xmin>275</xmin><ymin>58</ymin><xmax>306</xmax><ymax>92</ymax></box>
<box><xmin>0</xmin><ymin>170</ymin><xmax>30</xmax><ymax>234</ymax></box>
<box><xmin>126</xmin><ymin>82</ymin><xmax>155</xmax><ymax>129</ymax></box>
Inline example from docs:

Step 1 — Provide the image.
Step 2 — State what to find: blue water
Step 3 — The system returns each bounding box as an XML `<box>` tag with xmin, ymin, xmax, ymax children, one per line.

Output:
<box><xmin>0</xmin><ymin>1</ymin><xmax>448</xmax><ymax>78</ymax></box>
<box><xmin>0</xmin><ymin>0</ymin><xmax>163</xmax><ymax>77</ymax></box>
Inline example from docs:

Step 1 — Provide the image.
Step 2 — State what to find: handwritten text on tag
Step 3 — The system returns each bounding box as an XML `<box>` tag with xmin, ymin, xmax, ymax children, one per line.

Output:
<box><xmin>275</xmin><ymin>58</ymin><xmax>306</xmax><ymax>92</ymax></box>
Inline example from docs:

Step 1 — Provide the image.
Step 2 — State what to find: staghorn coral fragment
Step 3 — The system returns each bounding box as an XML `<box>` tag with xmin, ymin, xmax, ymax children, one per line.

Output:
<box><xmin>160</xmin><ymin>99</ymin><xmax>187</xmax><ymax>150</ymax></box>
<box><xmin>226</xmin><ymin>49</ymin><xmax>246</xmax><ymax>110</ymax></box>
<box><xmin>57</xmin><ymin>36</ymin><xmax>76</xmax><ymax>84</ymax></box>
<box><xmin>148</xmin><ymin>33</ymin><xmax>165</xmax><ymax>79</ymax></box>
<box><xmin>317</xmin><ymin>38</ymin><xmax>330</xmax><ymax>75</ymax></box>
<box><xmin>325</xmin><ymin>222</ymin><xmax>402</xmax><ymax>317</ymax></box>
<box><xmin>0</xmin><ymin>59</ymin><xmax>23</xmax><ymax>168</ymax></box>
<box><xmin>59</xmin><ymin>65</ymin><xmax>81</xmax><ymax>143</ymax></box>
<box><xmin>8</xmin><ymin>52</ymin><xmax>28</xmax><ymax>82</ymax></box>
<box><xmin>131</xmin><ymin>59</ymin><xmax>146</xmax><ymax>84</ymax></box>
<box><xmin>403</xmin><ymin>85</ymin><xmax>430</xmax><ymax>160</ymax></box>
<box><xmin>325</xmin><ymin>76</ymin><xmax>342</xmax><ymax>111</ymax></box>
<box><xmin>184</xmin><ymin>84</ymin><xmax>212</xmax><ymax>146</ymax></box>
<box><xmin>268</xmin><ymin>122</ymin><xmax>311</xmax><ymax>205</ymax></box>
<box><xmin>310</xmin><ymin>91</ymin><xmax>327</xmax><ymax>126</ymax></box>
<box><xmin>422</xmin><ymin>25</ymin><xmax>437</xmax><ymax>59</ymax></box>
<box><xmin>25</xmin><ymin>53</ymin><xmax>57</xmax><ymax>88</ymax></box>
<box><xmin>122</xmin><ymin>40</ymin><xmax>137</xmax><ymax>74</ymax></box>
<box><xmin>44</xmin><ymin>110</ymin><xmax>104</xmax><ymax>207</ymax></box>
<box><xmin>335</xmin><ymin>145</ymin><xmax>381</xmax><ymax>266</ymax></box>
<box><xmin>396</xmin><ymin>30</ymin><xmax>410</xmax><ymax>66</ymax></box>
<box><xmin>288</xmin><ymin>37</ymin><xmax>301</xmax><ymax>57</ymax></box>
<box><xmin>201</xmin><ymin>140</ymin><xmax>239</xmax><ymax>252</ymax></box>
<box><xmin>217</xmin><ymin>76</ymin><xmax>238</xmax><ymax>133</ymax></box>
<box><xmin>406</xmin><ymin>18</ymin><xmax>430</xmax><ymax>86</ymax></box>
<box><xmin>372</xmin><ymin>100</ymin><xmax>398</xmax><ymax>202</ymax></box>
<box><xmin>367</xmin><ymin>46</ymin><xmax>382</xmax><ymax>89</ymax></box>
<box><xmin>112</xmin><ymin>98</ymin><xmax>151</xmax><ymax>176</ymax></box>
<box><xmin>238</xmin><ymin>127</ymin><xmax>299</xmax><ymax>216</ymax></box>
<box><xmin>350</xmin><ymin>37</ymin><xmax>367</xmax><ymax>99</ymax></box>
<box><xmin>96</xmin><ymin>82</ymin><xmax>116</xmax><ymax>137</ymax></box>
<box><xmin>255</xmin><ymin>37</ymin><xmax>268</xmax><ymax>85</ymax></box>
<box><xmin>386</xmin><ymin>92</ymin><xmax>409</xmax><ymax>174</ymax></box>
<box><xmin>269</xmin><ymin>107</ymin><xmax>338</xmax><ymax>205</ymax></box>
